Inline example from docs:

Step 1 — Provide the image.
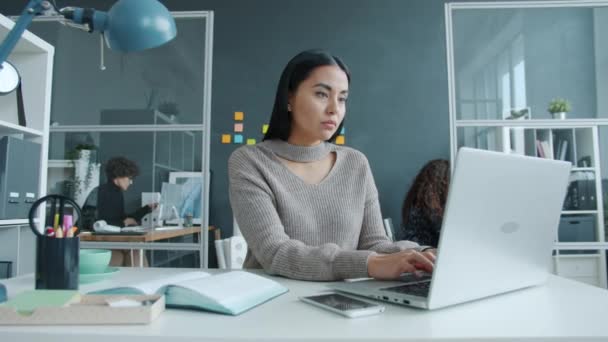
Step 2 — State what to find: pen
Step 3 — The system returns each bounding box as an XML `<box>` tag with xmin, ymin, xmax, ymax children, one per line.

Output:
<box><xmin>49</xmin><ymin>197</ymin><xmax>56</xmax><ymax>230</ymax></box>
<box><xmin>58</xmin><ymin>198</ymin><xmax>65</xmax><ymax>229</ymax></box>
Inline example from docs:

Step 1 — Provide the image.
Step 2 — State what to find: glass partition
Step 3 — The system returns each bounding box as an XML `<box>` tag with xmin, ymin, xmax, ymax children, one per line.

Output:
<box><xmin>29</xmin><ymin>12</ymin><xmax>213</xmax><ymax>268</ymax></box>
<box><xmin>448</xmin><ymin>2</ymin><xmax>608</xmax><ymax>288</ymax></box>
<box><xmin>28</xmin><ymin>17</ymin><xmax>207</xmax><ymax>125</ymax></box>
<box><xmin>452</xmin><ymin>6</ymin><xmax>608</xmax><ymax>120</ymax></box>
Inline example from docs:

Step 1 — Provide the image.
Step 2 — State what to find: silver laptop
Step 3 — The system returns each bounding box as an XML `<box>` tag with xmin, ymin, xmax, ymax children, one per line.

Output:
<box><xmin>331</xmin><ymin>147</ymin><xmax>571</xmax><ymax>310</ymax></box>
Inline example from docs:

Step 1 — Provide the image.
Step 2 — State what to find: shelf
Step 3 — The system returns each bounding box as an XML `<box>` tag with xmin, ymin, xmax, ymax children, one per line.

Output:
<box><xmin>48</xmin><ymin>159</ymin><xmax>74</xmax><ymax>168</ymax></box>
<box><xmin>571</xmin><ymin>167</ymin><xmax>595</xmax><ymax>172</ymax></box>
<box><xmin>154</xmin><ymin>163</ymin><xmax>182</xmax><ymax>172</ymax></box>
<box><xmin>0</xmin><ymin>219</ymin><xmax>35</xmax><ymax>226</ymax></box>
<box><xmin>0</xmin><ymin>119</ymin><xmax>44</xmax><ymax>138</ymax></box>
<box><xmin>553</xmin><ymin>254</ymin><xmax>601</xmax><ymax>259</ymax></box>
<box><xmin>561</xmin><ymin>210</ymin><xmax>598</xmax><ymax>215</ymax></box>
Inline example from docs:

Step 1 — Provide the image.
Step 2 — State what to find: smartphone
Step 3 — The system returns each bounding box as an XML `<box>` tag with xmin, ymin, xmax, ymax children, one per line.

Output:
<box><xmin>299</xmin><ymin>292</ymin><xmax>385</xmax><ymax>318</ymax></box>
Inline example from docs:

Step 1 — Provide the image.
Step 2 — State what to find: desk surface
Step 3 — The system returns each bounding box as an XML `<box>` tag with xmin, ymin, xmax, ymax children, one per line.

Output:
<box><xmin>79</xmin><ymin>227</ymin><xmax>203</xmax><ymax>243</ymax></box>
<box><xmin>1</xmin><ymin>268</ymin><xmax>607</xmax><ymax>341</ymax></box>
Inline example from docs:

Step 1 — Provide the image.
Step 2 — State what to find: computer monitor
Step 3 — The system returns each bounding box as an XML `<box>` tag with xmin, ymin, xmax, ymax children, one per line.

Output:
<box><xmin>159</xmin><ymin>182</ymin><xmax>183</xmax><ymax>222</ymax></box>
<box><xmin>169</xmin><ymin>172</ymin><xmax>203</xmax><ymax>224</ymax></box>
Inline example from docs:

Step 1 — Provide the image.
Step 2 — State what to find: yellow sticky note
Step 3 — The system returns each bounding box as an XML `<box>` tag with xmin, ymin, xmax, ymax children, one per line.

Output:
<box><xmin>234</xmin><ymin>123</ymin><xmax>243</xmax><ymax>132</ymax></box>
<box><xmin>221</xmin><ymin>134</ymin><xmax>231</xmax><ymax>144</ymax></box>
<box><xmin>336</xmin><ymin>136</ymin><xmax>345</xmax><ymax>145</ymax></box>
<box><xmin>246</xmin><ymin>139</ymin><xmax>256</xmax><ymax>145</ymax></box>
<box><xmin>234</xmin><ymin>112</ymin><xmax>244</xmax><ymax>121</ymax></box>
<box><xmin>262</xmin><ymin>124</ymin><xmax>269</xmax><ymax>134</ymax></box>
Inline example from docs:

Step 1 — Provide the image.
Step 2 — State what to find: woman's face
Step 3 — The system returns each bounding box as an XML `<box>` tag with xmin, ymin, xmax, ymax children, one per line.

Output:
<box><xmin>288</xmin><ymin>65</ymin><xmax>349</xmax><ymax>145</ymax></box>
<box><xmin>113</xmin><ymin>176</ymin><xmax>133</xmax><ymax>191</ymax></box>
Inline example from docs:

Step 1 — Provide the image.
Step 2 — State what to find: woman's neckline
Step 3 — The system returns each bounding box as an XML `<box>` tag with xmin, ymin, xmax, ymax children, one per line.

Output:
<box><xmin>261</xmin><ymin>139</ymin><xmax>335</xmax><ymax>162</ymax></box>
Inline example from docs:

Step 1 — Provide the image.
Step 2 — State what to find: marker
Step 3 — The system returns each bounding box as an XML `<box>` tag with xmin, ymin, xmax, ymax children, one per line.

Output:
<box><xmin>53</xmin><ymin>213</ymin><xmax>59</xmax><ymax>230</ymax></box>
<box><xmin>63</xmin><ymin>214</ymin><xmax>73</xmax><ymax>236</ymax></box>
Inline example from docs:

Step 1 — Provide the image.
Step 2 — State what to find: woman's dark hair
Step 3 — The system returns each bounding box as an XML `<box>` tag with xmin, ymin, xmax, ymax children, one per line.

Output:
<box><xmin>401</xmin><ymin>159</ymin><xmax>450</xmax><ymax>228</ymax></box>
<box><xmin>263</xmin><ymin>49</ymin><xmax>351</xmax><ymax>142</ymax></box>
<box><xmin>105</xmin><ymin>157</ymin><xmax>139</xmax><ymax>181</ymax></box>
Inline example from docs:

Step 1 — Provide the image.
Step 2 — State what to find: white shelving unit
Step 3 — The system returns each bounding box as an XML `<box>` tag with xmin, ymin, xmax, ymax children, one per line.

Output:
<box><xmin>445</xmin><ymin>1</ymin><xmax>608</xmax><ymax>288</ymax></box>
<box><xmin>537</xmin><ymin>127</ymin><xmax>606</xmax><ymax>288</ymax></box>
<box><xmin>0</xmin><ymin>13</ymin><xmax>53</xmax><ymax>277</ymax></box>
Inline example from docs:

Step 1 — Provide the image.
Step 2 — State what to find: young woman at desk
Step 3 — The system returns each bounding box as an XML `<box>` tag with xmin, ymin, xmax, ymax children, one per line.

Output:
<box><xmin>228</xmin><ymin>49</ymin><xmax>436</xmax><ymax>281</ymax></box>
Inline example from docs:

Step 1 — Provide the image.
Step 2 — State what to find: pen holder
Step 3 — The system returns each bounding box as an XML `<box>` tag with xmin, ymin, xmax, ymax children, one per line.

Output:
<box><xmin>35</xmin><ymin>235</ymin><xmax>79</xmax><ymax>290</ymax></box>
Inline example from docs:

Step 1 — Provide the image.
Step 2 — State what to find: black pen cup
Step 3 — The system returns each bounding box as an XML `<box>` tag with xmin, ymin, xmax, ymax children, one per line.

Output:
<box><xmin>35</xmin><ymin>236</ymin><xmax>79</xmax><ymax>290</ymax></box>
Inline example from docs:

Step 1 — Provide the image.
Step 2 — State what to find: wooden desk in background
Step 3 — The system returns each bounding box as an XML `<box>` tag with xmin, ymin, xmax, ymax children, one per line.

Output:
<box><xmin>79</xmin><ymin>227</ymin><xmax>205</xmax><ymax>243</ymax></box>
<box><xmin>79</xmin><ymin>226</ymin><xmax>216</xmax><ymax>267</ymax></box>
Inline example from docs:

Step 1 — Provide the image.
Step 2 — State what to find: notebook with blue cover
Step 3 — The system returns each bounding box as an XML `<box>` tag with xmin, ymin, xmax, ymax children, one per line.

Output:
<box><xmin>91</xmin><ymin>271</ymin><xmax>288</xmax><ymax>315</ymax></box>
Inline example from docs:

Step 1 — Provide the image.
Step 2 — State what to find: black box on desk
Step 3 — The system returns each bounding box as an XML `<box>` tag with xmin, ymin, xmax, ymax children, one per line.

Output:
<box><xmin>558</xmin><ymin>215</ymin><xmax>596</xmax><ymax>254</ymax></box>
<box><xmin>0</xmin><ymin>136</ymin><xmax>41</xmax><ymax>219</ymax></box>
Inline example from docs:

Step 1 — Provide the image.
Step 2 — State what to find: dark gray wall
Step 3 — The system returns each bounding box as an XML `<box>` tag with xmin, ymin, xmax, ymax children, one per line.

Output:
<box><xmin>2</xmin><ymin>0</ymin><xmax>457</xmax><ymax>240</ymax></box>
<box><xmin>203</xmin><ymin>0</ymin><xmax>451</xmax><ymax>240</ymax></box>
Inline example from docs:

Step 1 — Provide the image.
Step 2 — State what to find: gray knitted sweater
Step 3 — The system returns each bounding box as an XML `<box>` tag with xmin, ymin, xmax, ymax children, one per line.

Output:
<box><xmin>228</xmin><ymin>139</ymin><xmax>421</xmax><ymax>281</ymax></box>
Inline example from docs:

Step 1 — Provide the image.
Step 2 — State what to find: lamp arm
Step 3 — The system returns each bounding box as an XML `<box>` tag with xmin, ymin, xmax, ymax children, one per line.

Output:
<box><xmin>0</xmin><ymin>0</ymin><xmax>51</xmax><ymax>67</ymax></box>
<box><xmin>60</xmin><ymin>7</ymin><xmax>108</xmax><ymax>33</ymax></box>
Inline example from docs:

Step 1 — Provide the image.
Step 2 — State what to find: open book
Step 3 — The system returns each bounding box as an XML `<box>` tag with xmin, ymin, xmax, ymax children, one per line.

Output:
<box><xmin>91</xmin><ymin>271</ymin><xmax>288</xmax><ymax>315</ymax></box>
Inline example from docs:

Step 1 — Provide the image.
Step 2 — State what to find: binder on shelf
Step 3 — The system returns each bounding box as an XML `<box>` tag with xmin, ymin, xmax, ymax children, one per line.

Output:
<box><xmin>536</xmin><ymin>140</ymin><xmax>545</xmax><ymax>158</ymax></box>
<box><xmin>0</xmin><ymin>137</ymin><xmax>41</xmax><ymax>219</ymax></box>
<box><xmin>564</xmin><ymin>171</ymin><xmax>596</xmax><ymax>211</ymax></box>
<box><xmin>558</xmin><ymin>140</ymin><xmax>568</xmax><ymax>161</ymax></box>
<box><xmin>555</xmin><ymin>139</ymin><xmax>561</xmax><ymax>160</ymax></box>
<box><xmin>585</xmin><ymin>171</ymin><xmax>596</xmax><ymax>210</ymax></box>
<box><xmin>540</xmin><ymin>140</ymin><xmax>553</xmax><ymax>159</ymax></box>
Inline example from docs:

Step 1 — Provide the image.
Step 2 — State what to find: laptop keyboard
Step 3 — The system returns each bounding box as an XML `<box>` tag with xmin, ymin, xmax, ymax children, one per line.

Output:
<box><xmin>381</xmin><ymin>281</ymin><xmax>431</xmax><ymax>297</ymax></box>
<box><xmin>398</xmin><ymin>272</ymin><xmax>432</xmax><ymax>283</ymax></box>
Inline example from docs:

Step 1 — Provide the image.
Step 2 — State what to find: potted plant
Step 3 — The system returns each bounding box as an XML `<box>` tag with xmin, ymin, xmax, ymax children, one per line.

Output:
<box><xmin>548</xmin><ymin>98</ymin><xmax>571</xmax><ymax>120</ymax></box>
<box><xmin>68</xmin><ymin>144</ymin><xmax>101</xmax><ymax>206</ymax></box>
<box><xmin>157</xmin><ymin>101</ymin><xmax>180</xmax><ymax>121</ymax></box>
<box><xmin>67</xmin><ymin>143</ymin><xmax>97</xmax><ymax>162</ymax></box>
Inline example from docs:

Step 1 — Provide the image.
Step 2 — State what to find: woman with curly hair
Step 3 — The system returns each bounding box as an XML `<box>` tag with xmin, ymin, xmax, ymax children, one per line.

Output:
<box><xmin>401</xmin><ymin>159</ymin><xmax>450</xmax><ymax>247</ymax></box>
<box><xmin>92</xmin><ymin>157</ymin><xmax>156</xmax><ymax>266</ymax></box>
<box><xmin>96</xmin><ymin>156</ymin><xmax>154</xmax><ymax>228</ymax></box>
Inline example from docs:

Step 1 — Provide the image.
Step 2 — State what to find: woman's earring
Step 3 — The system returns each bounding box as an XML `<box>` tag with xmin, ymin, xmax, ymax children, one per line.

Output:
<box><xmin>287</xmin><ymin>104</ymin><xmax>291</xmax><ymax>112</ymax></box>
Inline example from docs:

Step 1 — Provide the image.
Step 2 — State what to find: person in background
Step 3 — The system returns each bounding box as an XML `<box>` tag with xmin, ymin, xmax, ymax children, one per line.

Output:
<box><xmin>401</xmin><ymin>159</ymin><xmax>450</xmax><ymax>248</ymax></box>
<box><xmin>228</xmin><ymin>49</ymin><xmax>436</xmax><ymax>281</ymax></box>
<box><xmin>96</xmin><ymin>156</ymin><xmax>156</xmax><ymax>266</ymax></box>
<box><xmin>97</xmin><ymin>157</ymin><xmax>154</xmax><ymax>227</ymax></box>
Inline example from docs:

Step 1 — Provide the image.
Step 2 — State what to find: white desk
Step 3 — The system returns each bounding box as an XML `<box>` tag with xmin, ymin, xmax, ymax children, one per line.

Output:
<box><xmin>1</xmin><ymin>268</ymin><xmax>608</xmax><ymax>341</ymax></box>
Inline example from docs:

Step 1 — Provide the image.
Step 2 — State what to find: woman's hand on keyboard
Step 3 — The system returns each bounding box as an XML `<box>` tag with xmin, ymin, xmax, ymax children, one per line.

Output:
<box><xmin>367</xmin><ymin>250</ymin><xmax>435</xmax><ymax>280</ymax></box>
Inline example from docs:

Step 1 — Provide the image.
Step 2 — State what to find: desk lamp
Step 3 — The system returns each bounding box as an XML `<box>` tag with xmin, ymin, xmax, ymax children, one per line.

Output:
<box><xmin>0</xmin><ymin>0</ymin><xmax>177</xmax><ymax>95</ymax></box>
